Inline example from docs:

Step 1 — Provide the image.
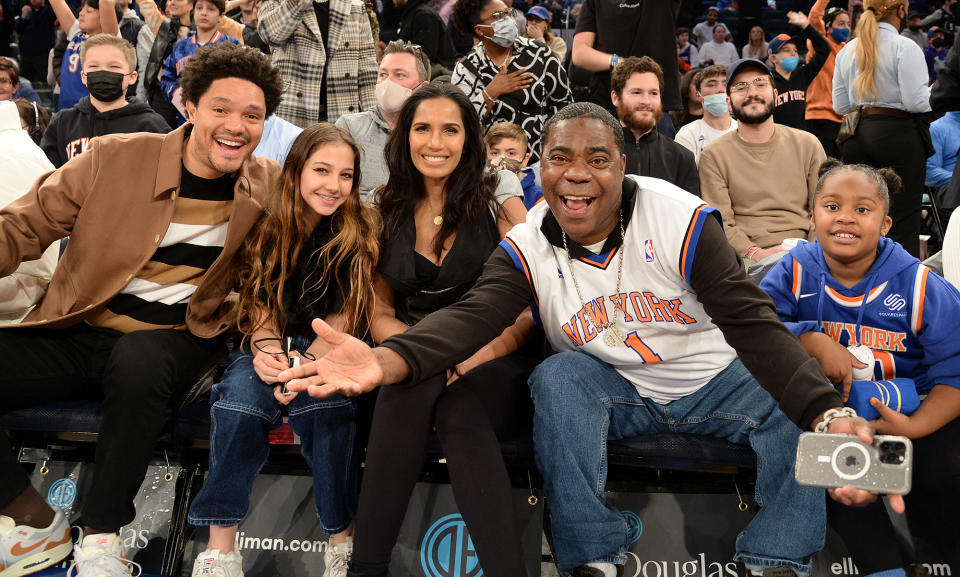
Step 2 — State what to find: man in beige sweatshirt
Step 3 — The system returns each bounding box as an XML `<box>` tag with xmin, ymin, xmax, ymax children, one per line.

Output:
<box><xmin>699</xmin><ymin>58</ymin><xmax>825</xmax><ymax>262</ymax></box>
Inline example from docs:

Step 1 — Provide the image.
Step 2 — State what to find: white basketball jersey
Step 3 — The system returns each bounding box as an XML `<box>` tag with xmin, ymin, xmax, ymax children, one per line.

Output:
<box><xmin>503</xmin><ymin>175</ymin><xmax>737</xmax><ymax>403</ymax></box>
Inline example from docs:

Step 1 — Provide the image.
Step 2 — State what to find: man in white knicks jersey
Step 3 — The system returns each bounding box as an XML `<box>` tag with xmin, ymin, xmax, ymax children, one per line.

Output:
<box><xmin>281</xmin><ymin>102</ymin><xmax>902</xmax><ymax>577</ymax></box>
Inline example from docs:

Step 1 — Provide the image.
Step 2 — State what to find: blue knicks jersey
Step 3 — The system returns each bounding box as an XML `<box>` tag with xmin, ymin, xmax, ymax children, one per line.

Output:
<box><xmin>760</xmin><ymin>238</ymin><xmax>960</xmax><ymax>394</ymax></box>
<box><xmin>502</xmin><ymin>175</ymin><xmax>737</xmax><ymax>403</ymax></box>
<box><xmin>59</xmin><ymin>24</ymin><xmax>89</xmax><ymax>110</ymax></box>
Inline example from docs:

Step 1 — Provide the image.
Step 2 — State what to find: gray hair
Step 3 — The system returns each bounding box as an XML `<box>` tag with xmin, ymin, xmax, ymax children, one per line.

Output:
<box><xmin>541</xmin><ymin>102</ymin><xmax>625</xmax><ymax>157</ymax></box>
<box><xmin>382</xmin><ymin>40</ymin><xmax>431</xmax><ymax>83</ymax></box>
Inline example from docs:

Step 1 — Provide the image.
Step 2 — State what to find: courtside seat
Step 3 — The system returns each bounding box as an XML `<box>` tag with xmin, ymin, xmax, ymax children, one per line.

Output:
<box><xmin>4</xmin><ymin>396</ymin><xmax>756</xmax><ymax>475</ymax></box>
<box><xmin>423</xmin><ymin>432</ymin><xmax>756</xmax><ymax>474</ymax></box>
<box><xmin>0</xmin><ymin>399</ymin><xmax>213</xmax><ymax>441</ymax></box>
<box><xmin>607</xmin><ymin>434</ymin><xmax>756</xmax><ymax>471</ymax></box>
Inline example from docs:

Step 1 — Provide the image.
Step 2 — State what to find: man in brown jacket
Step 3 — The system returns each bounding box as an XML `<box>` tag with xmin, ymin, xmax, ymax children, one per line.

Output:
<box><xmin>0</xmin><ymin>43</ymin><xmax>281</xmax><ymax>577</ymax></box>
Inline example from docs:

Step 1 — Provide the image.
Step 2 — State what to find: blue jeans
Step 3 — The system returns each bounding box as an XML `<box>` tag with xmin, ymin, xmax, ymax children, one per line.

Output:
<box><xmin>529</xmin><ymin>352</ymin><xmax>825</xmax><ymax>575</ymax></box>
<box><xmin>188</xmin><ymin>341</ymin><xmax>359</xmax><ymax>534</ymax></box>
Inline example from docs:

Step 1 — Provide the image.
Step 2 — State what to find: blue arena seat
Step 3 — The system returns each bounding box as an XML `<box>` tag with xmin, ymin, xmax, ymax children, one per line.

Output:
<box><xmin>0</xmin><ymin>399</ymin><xmax>213</xmax><ymax>441</ymax></box>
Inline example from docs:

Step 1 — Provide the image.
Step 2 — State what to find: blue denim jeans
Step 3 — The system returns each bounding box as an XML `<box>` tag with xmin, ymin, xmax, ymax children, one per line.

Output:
<box><xmin>529</xmin><ymin>352</ymin><xmax>825</xmax><ymax>576</ymax></box>
<box><xmin>188</xmin><ymin>340</ymin><xmax>359</xmax><ymax>534</ymax></box>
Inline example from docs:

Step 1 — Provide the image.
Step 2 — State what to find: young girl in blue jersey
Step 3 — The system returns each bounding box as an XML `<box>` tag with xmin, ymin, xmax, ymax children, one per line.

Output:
<box><xmin>759</xmin><ymin>160</ymin><xmax>960</xmax><ymax>574</ymax></box>
<box><xmin>186</xmin><ymin>123</ymin><xmax>379</xmax><ymax>577</ymax></box>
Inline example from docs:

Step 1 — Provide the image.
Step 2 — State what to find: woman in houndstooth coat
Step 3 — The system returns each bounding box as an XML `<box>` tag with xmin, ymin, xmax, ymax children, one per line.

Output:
<box><xmin>258</xmin><ymin>0</ymin><xmax>378</xmax><ymax>127</ymax></box>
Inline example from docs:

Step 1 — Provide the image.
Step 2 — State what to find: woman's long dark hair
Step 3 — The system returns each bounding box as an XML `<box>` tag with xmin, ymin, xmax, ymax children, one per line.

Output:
<box><xmin>376</xmin><ymin>82</ymin><xmax>497</xmax><ymax>258</ymax></box>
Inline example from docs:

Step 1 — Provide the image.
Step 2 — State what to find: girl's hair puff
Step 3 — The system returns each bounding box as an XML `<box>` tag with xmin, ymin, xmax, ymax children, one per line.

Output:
<box><xmin>815</xmin><ymin>158</ymin><xmax>901</xmax><ymax>216</ymax></box>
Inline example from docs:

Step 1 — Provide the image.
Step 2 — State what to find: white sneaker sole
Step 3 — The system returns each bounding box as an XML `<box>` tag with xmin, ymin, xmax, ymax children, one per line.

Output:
<box><xmin>0</xmin><ymin>540</ymin><xmax>73</xmax><ymax>577</ymax></box>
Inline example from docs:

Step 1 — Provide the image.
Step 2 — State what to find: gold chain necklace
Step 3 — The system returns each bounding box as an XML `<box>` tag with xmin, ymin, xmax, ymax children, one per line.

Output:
<box><xmin>561</xmin><ymin>210</ymin><xmax>626</xmax><ymax>348</ymax></box>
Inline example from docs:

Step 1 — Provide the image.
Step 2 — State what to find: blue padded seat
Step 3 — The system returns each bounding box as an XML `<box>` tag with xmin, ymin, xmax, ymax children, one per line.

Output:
<box><xmin>5</xmin><ymin>407</ymin><xmax>756</xmax><ymax>471</ymax></box>
<box><xmin>425</xmin><ymin>432</ymin><xmax>756</xmax><ymax>471</ymax></box>
<box><xmin>0</xmin><ymin>400</ymin><xmax>213</xmax><ymax>441</ymax></box>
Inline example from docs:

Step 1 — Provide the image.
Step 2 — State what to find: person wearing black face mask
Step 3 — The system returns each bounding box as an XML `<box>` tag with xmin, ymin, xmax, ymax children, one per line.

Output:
<box><xmin>901</xmin><ymin>11</ymin><xmax>929</xmax><ymax>49</ymax></box>
<box><xmin>925</xmin><ymin>28</ymin><xmax>952</xmax><ymax>81</ymax></box>
<box><xmin>40</xmin><ymin>34</ymin><xmax>169</xmax><ymax>167</ymax></box>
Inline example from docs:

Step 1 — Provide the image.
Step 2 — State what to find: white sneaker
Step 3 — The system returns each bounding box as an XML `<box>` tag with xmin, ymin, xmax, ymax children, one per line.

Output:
<box><xmin>67</xmin><ymin>531</ymin><xmax>141</xmax><ymax>577</ymax></box>
<box><xmin>0</xmin><ymin>509</ymin><xmax>73</xmax><ymax>577</ymax></box>
<box><xmin>191</xmin><ymin>549</ymin><xmax>243</xmax><ymax>577</ymax></box>
<box><xmin>322</xmin><ymin>537</ymin><xmax>352</xmax><ymax>577</ymax></box>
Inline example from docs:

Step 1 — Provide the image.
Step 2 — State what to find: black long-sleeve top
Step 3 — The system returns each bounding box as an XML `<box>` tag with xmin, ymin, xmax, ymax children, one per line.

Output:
<box><xmin>14</xmin><ymin>3</ymin><xmax>56</xmax><ymax>58</ymax></box>
<box><xmin>381</xmin><ymin>178</ymin><xmax>842</xmax><ymax>430</ymax></box>
<box><xmin>772</xmin><ymin>25</ymin><xmax>832</xmax><ymax>129</ymax></box>
<box><xmin>623</xmin><ymin>126</ymin><xmax>700</xmax><ymax>196</ymax></box>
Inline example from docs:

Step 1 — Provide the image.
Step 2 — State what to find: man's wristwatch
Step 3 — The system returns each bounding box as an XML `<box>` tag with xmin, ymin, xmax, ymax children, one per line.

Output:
<box><xmin>610</xmin><ymin>54</ymin><xmax>620</xmax><ymax>69</ymax></box>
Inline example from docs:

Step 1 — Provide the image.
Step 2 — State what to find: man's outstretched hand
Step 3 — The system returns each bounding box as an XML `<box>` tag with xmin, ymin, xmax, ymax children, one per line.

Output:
<box><xmin>823</xmin><ymin>415</ymin><xmax>906</xmax><ymax>514</ymax></box>
<box><xmin>280</xmin><ymin>319</ymin><xmax>384</xmax><ymax>399</ymax></box>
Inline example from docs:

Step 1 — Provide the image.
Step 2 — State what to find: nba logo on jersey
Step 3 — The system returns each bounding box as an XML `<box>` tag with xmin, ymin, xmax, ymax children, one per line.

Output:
<box><xmin>644</xmin><ymin>240</ymin><xmax>655</xmax><ymax>263</ymax></box>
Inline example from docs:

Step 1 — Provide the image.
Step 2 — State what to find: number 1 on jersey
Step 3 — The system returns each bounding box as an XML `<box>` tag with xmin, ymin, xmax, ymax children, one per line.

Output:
<box><xmin>624</xmin><ymin>331</ymin><xmax>663</xmax><ymax>364</ymax></box>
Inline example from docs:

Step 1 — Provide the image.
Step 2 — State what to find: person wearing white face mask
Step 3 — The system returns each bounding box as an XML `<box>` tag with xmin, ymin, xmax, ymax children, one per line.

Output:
<box><xmin>335</xmin><ymin>40</ymin><xmax>430</xmax><ymax>203</ymax></box>
<box><xmin>675</xmin><ymin>65</ymin><xmax>738</xmax><ymax>165</ymax></box>
<box><xmin>451</xmin><ymin>0</ymin><xmax>571</xmax><ymax>164</ymax></box>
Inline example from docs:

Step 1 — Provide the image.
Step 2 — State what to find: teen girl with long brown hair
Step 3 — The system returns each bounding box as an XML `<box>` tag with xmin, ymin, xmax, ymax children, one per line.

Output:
<box><xmin>187</xmin><ymin>123</ymin><xmax>378</xmax><ymax>577</ymax></box>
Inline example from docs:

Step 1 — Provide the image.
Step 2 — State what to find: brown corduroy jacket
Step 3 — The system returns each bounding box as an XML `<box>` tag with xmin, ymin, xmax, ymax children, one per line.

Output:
<box><xmin>0</xmin><ymin>124</ymin><xmax>279</xmax><ymax>337</ymax></box>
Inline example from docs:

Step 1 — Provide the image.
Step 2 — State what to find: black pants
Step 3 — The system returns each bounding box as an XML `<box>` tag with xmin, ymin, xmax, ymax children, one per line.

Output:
<box><xmin>0</xmin><ymin>324</ymin><xmax>223</xmax><ymax>531</ymax></box>
<box><xmin>827</xmin><ymin>416</ymin><xmax>960</xmax><ymax>572</ymax></box>
<box><xmin>350</xmin><ymin>350</ymin><xmax>539</xmax><ymax>577</ymax></box>
<box><xmin>806</xmin><ymin>118</ymin><xmax>841</xmax><ymax>160</ymax></box>
<box><xmin>839</xmin><ymin>115</ymin><xmax>928</xmax><ymax>257</ymax></box>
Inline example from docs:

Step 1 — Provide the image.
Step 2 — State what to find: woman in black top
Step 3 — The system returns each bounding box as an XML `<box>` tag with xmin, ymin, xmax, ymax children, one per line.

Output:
<box><xmin>450</xmin><ymin>0</ymin><xmax>571</xmax><ymax>164</ymax></box>
<box><xmin>348</xmin><ymin>82</ymin><xmax>539</xmax><ymax>577</ymax></box>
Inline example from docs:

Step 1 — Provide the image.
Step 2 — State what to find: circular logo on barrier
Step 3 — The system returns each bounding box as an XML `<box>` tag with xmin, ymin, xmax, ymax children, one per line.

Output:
<box><xmin>420</xmin><ymin>514</ymin><xmax>483</xmax><ymax>577</ymax></box>
<box><xmin>621</xmin><ymin>510</ymin><xmax>643</xmax><ymax>544</ymax></box>
<box><xmin>48</xmin><ymin>478</ymin><xmax>77</xmax><ymax>508</ymax></box>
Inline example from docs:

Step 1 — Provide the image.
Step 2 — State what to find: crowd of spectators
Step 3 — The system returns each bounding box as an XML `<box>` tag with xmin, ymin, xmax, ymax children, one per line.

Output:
<box><xmin>0</xmin><ymin>1</ymin><xmax>959</xmax><ymax>577</ymax></box>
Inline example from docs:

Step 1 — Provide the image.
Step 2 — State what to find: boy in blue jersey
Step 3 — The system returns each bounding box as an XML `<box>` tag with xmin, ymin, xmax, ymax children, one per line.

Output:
<box><xmin>759</xmin><ymin>160</ymin><xmax>960</xmax><ymax>574</ymax></box>
<box><xmin>160</xmin><ymin>0</ymin><xmax>239</xmax><ymax>126</ymax></box>
<box><xmin>48</xmin><ymin>0</ymin><xmax>123</xmax><ymax>110</ymax></box>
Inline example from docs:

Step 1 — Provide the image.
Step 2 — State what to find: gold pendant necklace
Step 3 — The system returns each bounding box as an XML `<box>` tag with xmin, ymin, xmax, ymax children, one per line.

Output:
<box><xmin>433</xmin><ymin>215</ymin><xmax>443</xmax><ymax>226</ymax></box>
<box><xmin>562</xmin><ymin>210</ymin><xmax>626</xmax><ymax>348</ymax></box>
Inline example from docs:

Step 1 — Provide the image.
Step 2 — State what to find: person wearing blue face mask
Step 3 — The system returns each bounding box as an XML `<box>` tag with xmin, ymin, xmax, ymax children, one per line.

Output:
<box><xmin>768</xmin><ymin>9</ymin><xmax>831</xmax><ymax>129</ymax></box>
<box><xmin>675</xmin><ymin>64</ymin><xmax>738</xmax><ymax>165</ymax></box>
<box><xmin>805</xmin><ymin>1</ymin><xmax>851</xmax><ymax>158</ymax></box>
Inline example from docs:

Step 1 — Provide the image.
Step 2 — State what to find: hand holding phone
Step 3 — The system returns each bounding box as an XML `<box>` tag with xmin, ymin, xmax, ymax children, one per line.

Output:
<box><xmin>795</xmin><ymin>433</ymin><xmax>912</xmax><ymax>495</ymax></box>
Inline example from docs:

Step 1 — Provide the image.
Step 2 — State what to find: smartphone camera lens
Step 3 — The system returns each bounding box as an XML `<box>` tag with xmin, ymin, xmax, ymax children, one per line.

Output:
<box><xmin>879</xmin><ymin>441</ymin><xmax>906</xmax><ymax>465</ymax></box>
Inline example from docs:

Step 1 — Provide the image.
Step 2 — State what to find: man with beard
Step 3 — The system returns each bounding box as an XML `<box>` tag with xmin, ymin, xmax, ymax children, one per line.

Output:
<box><xmin>611</xmin><ymin>56</ymin><xmax>699</xmax><ymax>195</ymax></box>
<box><xmin>700</xmin><ymin>58</ymin><xmax>825</xmax><ymax>264</ymax></box>
<box><xmin>0</xmin><ymin>43</ymin><xmax>282</xmax><ymax>577</ymax></box>
<box><xmin>279</xmin><ymin>101</ymin><xmax>900</xmax><ymax>577</ymax></box>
